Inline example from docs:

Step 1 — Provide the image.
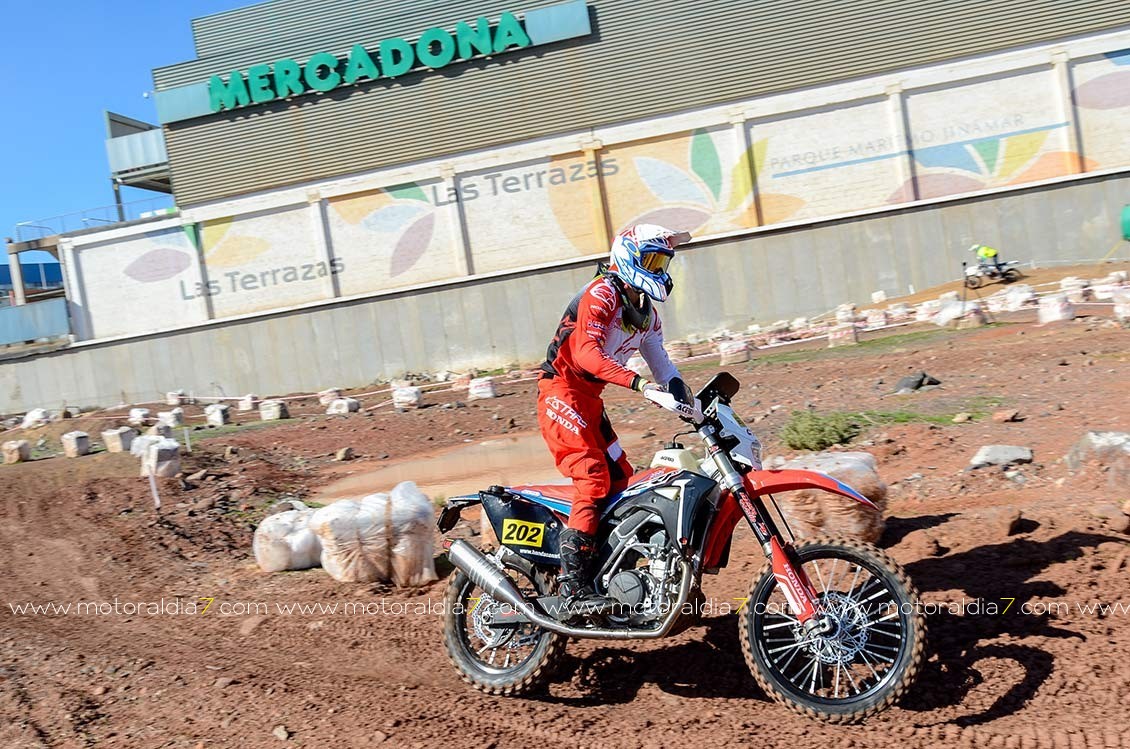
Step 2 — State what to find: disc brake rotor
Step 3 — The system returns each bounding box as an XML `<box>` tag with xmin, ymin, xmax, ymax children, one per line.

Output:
<box><xmin>806</xmin><ymin>591</ymin><xmax>873</xmax><ymax>665</ymax></box>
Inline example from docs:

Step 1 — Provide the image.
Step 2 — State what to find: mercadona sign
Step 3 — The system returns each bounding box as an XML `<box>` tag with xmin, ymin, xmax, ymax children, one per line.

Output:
<box><xmin>209</xmin><ymin>12</ymin><xmax>536</xmax><ymax>113</ymax></box>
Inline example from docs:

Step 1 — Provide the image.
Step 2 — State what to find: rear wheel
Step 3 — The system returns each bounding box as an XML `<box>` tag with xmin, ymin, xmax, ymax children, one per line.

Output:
<box><xmin>1002</xmin><ymin>268</ymin><xmax>1021</xmax><ymax>283</ymax></box>
<box><xmin>442</xmin><ymin>553</ymin><xmax>564</xmax><ymax>696</ymax></box>
<box><xmin>739</xmin><ymin>537</ymin><xmax>925</xmax><ymax>723</ymax></box>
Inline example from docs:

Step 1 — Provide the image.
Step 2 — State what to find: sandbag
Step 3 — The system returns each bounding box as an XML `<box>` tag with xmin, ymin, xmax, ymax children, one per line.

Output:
<box><xmin>254</xmin><ymin>509</ymin><xmax>322</xmax><ymax>572</ymax></box>
<box><xmin>776</xmin><ymin>452</ymin><xmax>887</xmax><ymax>543</ymax></box>
<box><xmin>309</xmin><ymin>481</ymin><xmax>438</xmax><ymax>586</ymax></box>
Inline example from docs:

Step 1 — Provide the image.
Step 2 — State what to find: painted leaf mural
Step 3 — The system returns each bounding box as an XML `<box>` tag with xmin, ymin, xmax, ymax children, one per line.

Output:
<box><xmin>689</xmin><ymin>129</ymin><xmax>723</xmax><ymax>201</ymax></box>
<box><xmin>201</xmin><ymin>217</ymin><xmax>270</xmax><ymax>268</ymax></box>
<box><xmin>123</xmin><ymin>248</ymin><xmax>192</xmax><ymax>283</ymax></box>
<box><xmin>390</xmin><ymin>213</ymin><xmax>436</xmax><ymax>277</ymax></box>
<box><xmin>634</xmin><ymin>157</ymin><xmax>711</xmax><ymax>206</ymax></box>
<box><xmin>361</xmin><ymin>203</ymin><xmax>429</xmax><ymax>233</ymax></box>
<box><xmin>1074</xmin><ymin>71</ymin><xmax>1130</xmax><ymax>110</ymax></box>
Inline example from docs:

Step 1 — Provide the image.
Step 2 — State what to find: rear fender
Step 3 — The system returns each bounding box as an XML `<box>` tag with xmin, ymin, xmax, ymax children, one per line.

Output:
<box><xmin>743</xmin><ymin>469</ymin><xmax>877</xmax><ymax>509</ymax></box>
<box><xmin>436</xmin><ymin>494</ymin><xmax>482</xmax><ymax>532</ymax></box>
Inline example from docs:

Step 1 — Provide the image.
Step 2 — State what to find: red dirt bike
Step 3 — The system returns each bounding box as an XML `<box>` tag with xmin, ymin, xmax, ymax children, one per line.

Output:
<box><xmin>438</xmin><ymin>373</ymin><xmax>925</xmax><ymax>722</ymax></box>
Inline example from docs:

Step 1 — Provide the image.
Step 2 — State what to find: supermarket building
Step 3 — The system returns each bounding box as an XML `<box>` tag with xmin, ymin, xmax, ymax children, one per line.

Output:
<box><xmin>3</xmin><ymin>0</ymin><xmax>1130</xmax><ymax>411</ymax></box>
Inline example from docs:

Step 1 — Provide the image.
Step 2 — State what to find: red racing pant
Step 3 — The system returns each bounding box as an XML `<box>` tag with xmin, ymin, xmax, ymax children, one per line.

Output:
<box><xmin>537</xmin><ymin>378</ymin><xmax>633</xmax><ymax>535</ymax></box>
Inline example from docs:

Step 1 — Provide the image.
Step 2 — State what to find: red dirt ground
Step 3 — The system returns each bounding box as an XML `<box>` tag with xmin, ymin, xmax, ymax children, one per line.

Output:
<box><xmin>2</xmin><ymin>313</ymin><xmax>1129</xmax><ymax>748</ymax></box>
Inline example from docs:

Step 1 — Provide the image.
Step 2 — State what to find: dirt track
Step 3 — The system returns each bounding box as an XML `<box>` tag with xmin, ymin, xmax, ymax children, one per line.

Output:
<box><xmin>2</xmin><ymin>314</ymin><xmax>1129</xmax><ymax>748</ymax></box>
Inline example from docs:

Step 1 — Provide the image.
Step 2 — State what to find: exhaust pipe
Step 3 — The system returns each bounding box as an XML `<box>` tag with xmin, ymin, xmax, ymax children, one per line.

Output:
<box><xmin>445</xmin><ymin>539</ymin><xmax>693</xmax><ymax>640</ymax></box>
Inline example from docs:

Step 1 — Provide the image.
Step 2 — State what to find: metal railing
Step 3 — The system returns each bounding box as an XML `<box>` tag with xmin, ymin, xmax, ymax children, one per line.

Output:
<box><xmin>13</xmin><ymin>196</ymin><xmax>176</xmax><ymax>242</ymax></box>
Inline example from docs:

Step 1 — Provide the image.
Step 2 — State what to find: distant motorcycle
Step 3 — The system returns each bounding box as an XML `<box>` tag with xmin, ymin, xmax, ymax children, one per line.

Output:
<box><xmin>438</xmin><ymin>373</ymin><xmax>925</xmax><ymax>723</ymax></box>
<box><xmin>965</xmin><ymin>260</ymin><xmax>1021</xmax><ymax>288</ymax></box>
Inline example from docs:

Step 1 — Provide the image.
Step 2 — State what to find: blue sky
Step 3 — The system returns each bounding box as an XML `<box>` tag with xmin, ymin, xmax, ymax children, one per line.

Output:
<box><xmin>0</xmin><ymin>1</ymin><xmax>253</xmax><ymax>263</ymax></box>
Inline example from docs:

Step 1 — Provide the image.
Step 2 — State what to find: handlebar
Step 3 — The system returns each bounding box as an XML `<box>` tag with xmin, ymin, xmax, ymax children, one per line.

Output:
<box><xmin>643</xmin><ymin>388</ymin><xmax>704</xmax><ymax>424</ymax></box>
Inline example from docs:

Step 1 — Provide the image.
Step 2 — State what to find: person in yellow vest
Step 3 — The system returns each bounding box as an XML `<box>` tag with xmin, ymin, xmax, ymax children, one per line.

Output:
<box><xmin>968</xmin><ymin>243</ymin><xmax>1002</xmax><ymax>271</ymax></box>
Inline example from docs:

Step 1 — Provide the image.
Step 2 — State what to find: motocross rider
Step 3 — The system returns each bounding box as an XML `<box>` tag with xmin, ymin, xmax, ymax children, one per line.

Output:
<box><xmin>538</xmin><ymin>224</ymin><xmax>693</xmax><ymax>616</ymax></box>
<box><xmin>968</xmin><ymin>243</ymin><xmax>1002</xmax><ymax>271</ymax></box>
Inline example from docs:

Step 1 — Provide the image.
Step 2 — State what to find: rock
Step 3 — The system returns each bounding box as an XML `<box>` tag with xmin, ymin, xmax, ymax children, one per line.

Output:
<box><xmin>140</xmin><ymin>439</ymin><xmax>180</xmax><ymax>477</ymax></box>
<box><xmin>267</xmin><ymin>499</ymin><xmax>308</xmax><ymax>515</ymax></box>
<box><xmin>259</xmin><ymin>400</ymin><xmax>290</xmax><ymax>420</ymax></box>
<box><xmin>20</xmin><ymin>408</ymin><xmax>50</xmax><ymax>429</ymax></box>
<box><xmin>238</xmin><ymin>394</ymin><xmax>260</xmax><ymax>412</ymax></box>
<box><xmin>952</xmin><ymin>412</ymin><xmax>972</xmax><ymax>423</ymax></box>
<box><xmin>335</xmin><ymin>447</ymin><xmax>355</xmax><ymax>461</ymax></box>
<box><xmin>214</xmin><ymin>676</ymin><xmax>235</xmax><ymax>689</ymax></box>
<box><xmin>101</xmin><ymin>427</ymin><xmax>137</xmax><ymax>453</ymax></box>
<box><xmin>127</xmin><ymin>408</ymin><xmax>150</xmax><ymax>426</ymax></box>
<box><xmin>327</xmin><ymin>398</ymin><xmax>360</xmax><ymax>415</ymax></box>
<box><xmin>272</xmin><ymin>724</ymin><xmax>290</xmax><ymax>741</ymax></box>
<box><xmin>775</xmin><ymin>452</ymin><xmax>887</xmax><ymax>543</ymax></box>
<box><xmin>988</xmin><ymin>507</ymin><xmax>1024</xmax><ymax>536</ymax></box>
<box><xmin>224</xmin><ymin>445</ymin><xmax>241</xmax><ymax>460</ymax></box>
<box><xmin>61</xmin><ymin>431</ymin><xmax>90</xmax><ymax>458</ymax></box>
<box><xmin>893</xmin><ymin>371</ymin><xmax>941</xmax><ymax>393</ymax></box>
<box><xmin>240</xmin><ymin>615</ymin><xmax>266</xmax><ymax>636</ymax></box>
<box><xmin>318</xmin><ymin>388</ymin><xmax>343</xmax><ymax>406</ymax></box>
<box><xmin>991</xmin><ymin>409</ymin><xmax>1021</xmax><ymax>423</ymax></box>
<box><xmin>1065</xmin><ymin>432</ymin><xmax>1130</xmax><ymax>490</ymax></box>
<box><xmin>970</xmin><ymin>445</ymin><xmax>1033</xmax><ymax>468</ymax></box>
<box><xmin>2</xmin><ymin>440</ymin><xmax>31</xmax><ymax>464</ymax></box>
<box><xmin>205</xmin><ymin>403</ymin><xmax>231</xmax><ymax>427</ymax></box>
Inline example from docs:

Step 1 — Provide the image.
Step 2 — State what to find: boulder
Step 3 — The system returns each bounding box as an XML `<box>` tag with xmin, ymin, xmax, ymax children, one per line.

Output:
<box><xmin>61</xmin><ymin>431</ymin><xmax>90</xmax><ymax>458</ymax></box>
<box><xmin>775</xmin><ymin>452</ymin><xmax>887</xmax><ymax>543</ymax></box>
<box><xmin>2</xmin><ymin>440</ymin><xmax>31</xmax><ymax>464</ymax></box>
<box><xmin>259</xmin><ymin>400</ymin><xmax>289</xmax><ymax>420</ymax></box>
<box><xmin>101</xmin><ymin>427</ymin><xmax>137</xmax><ymax>454</ymax></box>
<box><xmin>205</xmin><ymin>403</ymin><xmax>231</xmax><ymax>426</ymax></box>
<box><xmin>970</xmin><ymin>445</ymin><xmax>1033</xmax><ymax>468</ymax></box>
<box><xmin>326</xmin><ymin>398</ymin><xmax>360</xmax><ymax>415</ymax></box>
<box><xmin>309</xmin><ymin>481</ymin><xmax>439</xmax><ymax>586</ymax></box>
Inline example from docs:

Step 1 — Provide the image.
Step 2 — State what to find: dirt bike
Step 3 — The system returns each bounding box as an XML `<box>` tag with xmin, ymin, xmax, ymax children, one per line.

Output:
<box><xmin>965</xmin><ymin>260</ymin><xmax>1021</xmax><ymax>288</ymax></box>
<box><xmin>437</xmin><ymin>373</ymin><xmax>925</xmax><ymax>723</ymax></box>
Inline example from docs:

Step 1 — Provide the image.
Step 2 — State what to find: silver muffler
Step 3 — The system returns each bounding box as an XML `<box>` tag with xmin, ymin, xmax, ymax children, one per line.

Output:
<box><xmin>445</xmin><ymin>539</ymin><xmax>693</xmax><ymax>640</ymax></box>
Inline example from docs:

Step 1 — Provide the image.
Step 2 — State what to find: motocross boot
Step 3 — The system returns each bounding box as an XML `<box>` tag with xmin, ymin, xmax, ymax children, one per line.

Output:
<box><xmin>557</xmin><ymin>529</ymin><xmax>617</xmax><ymax>619</ymax></box>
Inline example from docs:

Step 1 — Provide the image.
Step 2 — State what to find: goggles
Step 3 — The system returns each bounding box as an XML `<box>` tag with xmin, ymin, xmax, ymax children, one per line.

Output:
<box><xmin>639</xmin><ymin>249</ymin><xmax>673</xmax><ymax>275</ymax></box>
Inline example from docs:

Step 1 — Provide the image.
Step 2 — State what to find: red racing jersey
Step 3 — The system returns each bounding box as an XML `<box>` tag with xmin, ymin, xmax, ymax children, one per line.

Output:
<box><xmin>539</xmin><ymin>276</ymin><xmax>679</xmax><ymax>397</ymax></box>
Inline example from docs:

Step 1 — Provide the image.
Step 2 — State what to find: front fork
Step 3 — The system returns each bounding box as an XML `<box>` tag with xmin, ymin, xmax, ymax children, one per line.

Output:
<box><xmin>701</xmin><ymin>427</ymin><xmax>825</xmax><ymax>630</ymax></box>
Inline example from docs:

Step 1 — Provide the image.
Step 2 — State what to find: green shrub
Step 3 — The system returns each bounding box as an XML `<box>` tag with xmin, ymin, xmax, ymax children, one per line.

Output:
<box><xmin>779</xmin><ymin>411</ymin><xmax>863</xmax><ymax>451</ymax></box>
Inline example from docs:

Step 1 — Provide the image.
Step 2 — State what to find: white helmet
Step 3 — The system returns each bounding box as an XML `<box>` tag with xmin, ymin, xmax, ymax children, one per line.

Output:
<box><xmin>608</xmin><ymin>224</ymin><xmax>690</xmax><ymax>302</ymax></box>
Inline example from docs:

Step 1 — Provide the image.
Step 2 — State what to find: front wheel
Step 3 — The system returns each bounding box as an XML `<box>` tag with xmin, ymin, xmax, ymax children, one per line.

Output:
<box><xmin>739</xmin><ymin>537</ymin><xmax>926</xmax><ymax>723</ymax></box>
<box><xmin>442</xmin><ymin>553</ymin><xmax>564</xmax><ymax>696</ymax></box>
<box><xmin>965</xmin><ymin>275</ymin><xmax>982</xmax><ymax>289</ymax></box>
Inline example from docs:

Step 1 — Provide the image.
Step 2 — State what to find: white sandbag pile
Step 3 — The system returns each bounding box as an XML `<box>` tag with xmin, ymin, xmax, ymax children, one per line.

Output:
<box><xmin>1038</xmin><ymin>293</ymin><xmax>1075</xmax><ymax>324</ymax></box>
<box><xmin>775</xmin><ymin>452</ymin><xmax>888</xmax><ymax>543</ymax></box>
<box><xmin>626</xmin><ymin>353</ymin><xmax>651</xmax><ymax>378</ymax></box>
<box><xmin>253</xmin><ymin>504</ymin><xmax>322</xmax><ymax>572</ymax></box>
<box><xmin>309</xmin><ymin>481</ymin><xmax>438</xmax><ymax>587</ymax></box>
<box><xmin>21</xmin><ymin>408</ymin><xmax>50</xmax><ymax>429</ymax></box>
<box><xmin>393</xmin><ymin>386</ymin><xmax>422</xmax><ymax>409</ymax></box>
<box><xmin>718</xmin><ymin>340</ymin><xmax>751</xmax><ymax>365</ymax></box>
<box><xmin>468</xmin><ymin>377</ymin><xmax>497</xmax><ymax>400</ymax></box>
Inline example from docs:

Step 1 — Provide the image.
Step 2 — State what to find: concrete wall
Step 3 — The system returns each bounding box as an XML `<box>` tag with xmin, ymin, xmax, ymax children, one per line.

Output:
<box><xmin>3</xmin><ymin>170</ymin><xmax>1126</xmax><ymax>413</ymax></box>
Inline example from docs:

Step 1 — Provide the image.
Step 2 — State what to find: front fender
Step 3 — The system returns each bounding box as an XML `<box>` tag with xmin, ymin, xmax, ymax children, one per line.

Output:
<box><xmin>743</xmin><ymin>469</ymin><xmax>877</xmax><ymax>509</ymax></box>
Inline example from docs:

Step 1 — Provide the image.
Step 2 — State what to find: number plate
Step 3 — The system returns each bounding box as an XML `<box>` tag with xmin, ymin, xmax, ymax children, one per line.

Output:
<box><xmin>501</xmin><ymin>518</ymin><xmax>545</xmax><ymax>548</ymax></box>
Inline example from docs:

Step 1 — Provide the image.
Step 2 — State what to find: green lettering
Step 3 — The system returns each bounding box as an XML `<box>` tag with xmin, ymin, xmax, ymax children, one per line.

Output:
<box><xmin>208</xmin><ymin>72</ymin><xmax>251</xmax><ymax>112</ymax></box>
<box><xmin>416</xmin><ymin>27</ymin><xmax>456</xmax><ymax>69</ymax></box>
<box><xmin>303</xmin><ymin>51</ymin><xmax>342</xmax><ymax>92</ymax></box>
<box><xmin>492</xmin><ymin>12</ymin><xmax>530</xmax><ymax>54</ymax></box>
<box><xmin>343</xmin><ymin>44</ymin><xmax>379</xmax><ymax>84</ymax></box>
<box><xmin>455</xmin><ymin>18</ymin><xmax>493</xmax><ymax>59</ymax></box>
<box><xmin>274</xmin><ymin>58</ymin><xmax>305</xmax><ymax>97</ymax></box>
<box><xmin>379</xmin><ymin>38</ymin><xmax>415</xmax><ymax>78</ymax></box>
<box><xmin>246</xmin><ymin>64</ymin><xmax>275</xmax><ymax>104</ymax></box>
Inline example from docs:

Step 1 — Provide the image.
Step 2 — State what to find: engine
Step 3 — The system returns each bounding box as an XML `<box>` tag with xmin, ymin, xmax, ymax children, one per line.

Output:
<box><xmin>600</xmin><ymin>525</ymin><xmax>677</xmax><ymax>625</ymax></box>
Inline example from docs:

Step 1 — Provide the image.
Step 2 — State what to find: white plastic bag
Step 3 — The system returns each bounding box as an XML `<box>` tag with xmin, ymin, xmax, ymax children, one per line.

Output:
<box><xmin>254</xmin><ymin>509</ymin><xmax>322</xmax><ymax>572</ymax></box>
<box><xmin>309</xmin><ymin>481</ymin><xmax>438</xmax><ymax>586</ymax></box>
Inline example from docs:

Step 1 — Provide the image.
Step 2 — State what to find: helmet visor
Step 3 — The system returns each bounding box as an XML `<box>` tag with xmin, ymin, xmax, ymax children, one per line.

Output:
<box><xmin>640</xmin><ymin>249</ymin><xmax>672</xmax><ymax>275</ymax></box>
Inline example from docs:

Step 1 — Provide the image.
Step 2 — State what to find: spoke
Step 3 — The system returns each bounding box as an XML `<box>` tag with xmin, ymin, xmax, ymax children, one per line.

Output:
<box><xmin>476</xmin><ymin>643</ymin><xmax>492</xmax><ymax>656</ymax></box>
<box><xmin>503</xmin><ymin>651</ymin><xmax>511</xmax><ymax>669</ymax></box>
<box><xmin>768</xmin><ymin>639</ymin><xmax>814</xmax><ymax>656</ymax></box>
<box><xmin>794</xmin><ymin>654</ymin><xmax>819</xmax><ymax>689</ymax></box>
<box><xmin>843</xmin><ymin>661</ymin><xmax>861</xmax><ymax>695</ymax></box>
<box><xmin>856</xmin><ymin>647</ymin><xmax>883</xmax><ymax>683</ymax></box>
<box><xmin>488</xmin><ymin>648</ymin><xmax>498</xmax><ymax>665</ymax></box>
<box><xmin>833</xmin><ymin>660</ymin><xmax>842</xmax><ymax>698</ymax></box>
<box><xmin>845</xmin><ymin>563</ymin><xmax>863</xmax><ymax>600</ymax></box>
<box><xmin>868</xmin><ymin>627</ymin><xmax>904</xmax><ymax>640</ymax></box>
<box><xmin>826</xmin><ymin>558</ymin><xmax>841</xmax><ymax>594</ymax></box>
<box><xmin>763</xmin><ymin>619</ymin><xmax>798</xmax><ymax>631</ymax></box>
<box><xmin>810</xmin><ymin>558</ymin><xmax>830</xmax><ymax>597</ymax></box>
<box><xmin>808</xmin><ymin>655</ymin><xmax>820</xmax><ymax>693</ymax></box>
<box><xmin>776</xmin><ymin>639</ymin><xmax>805</xmax><ymax>674</ymax></box>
